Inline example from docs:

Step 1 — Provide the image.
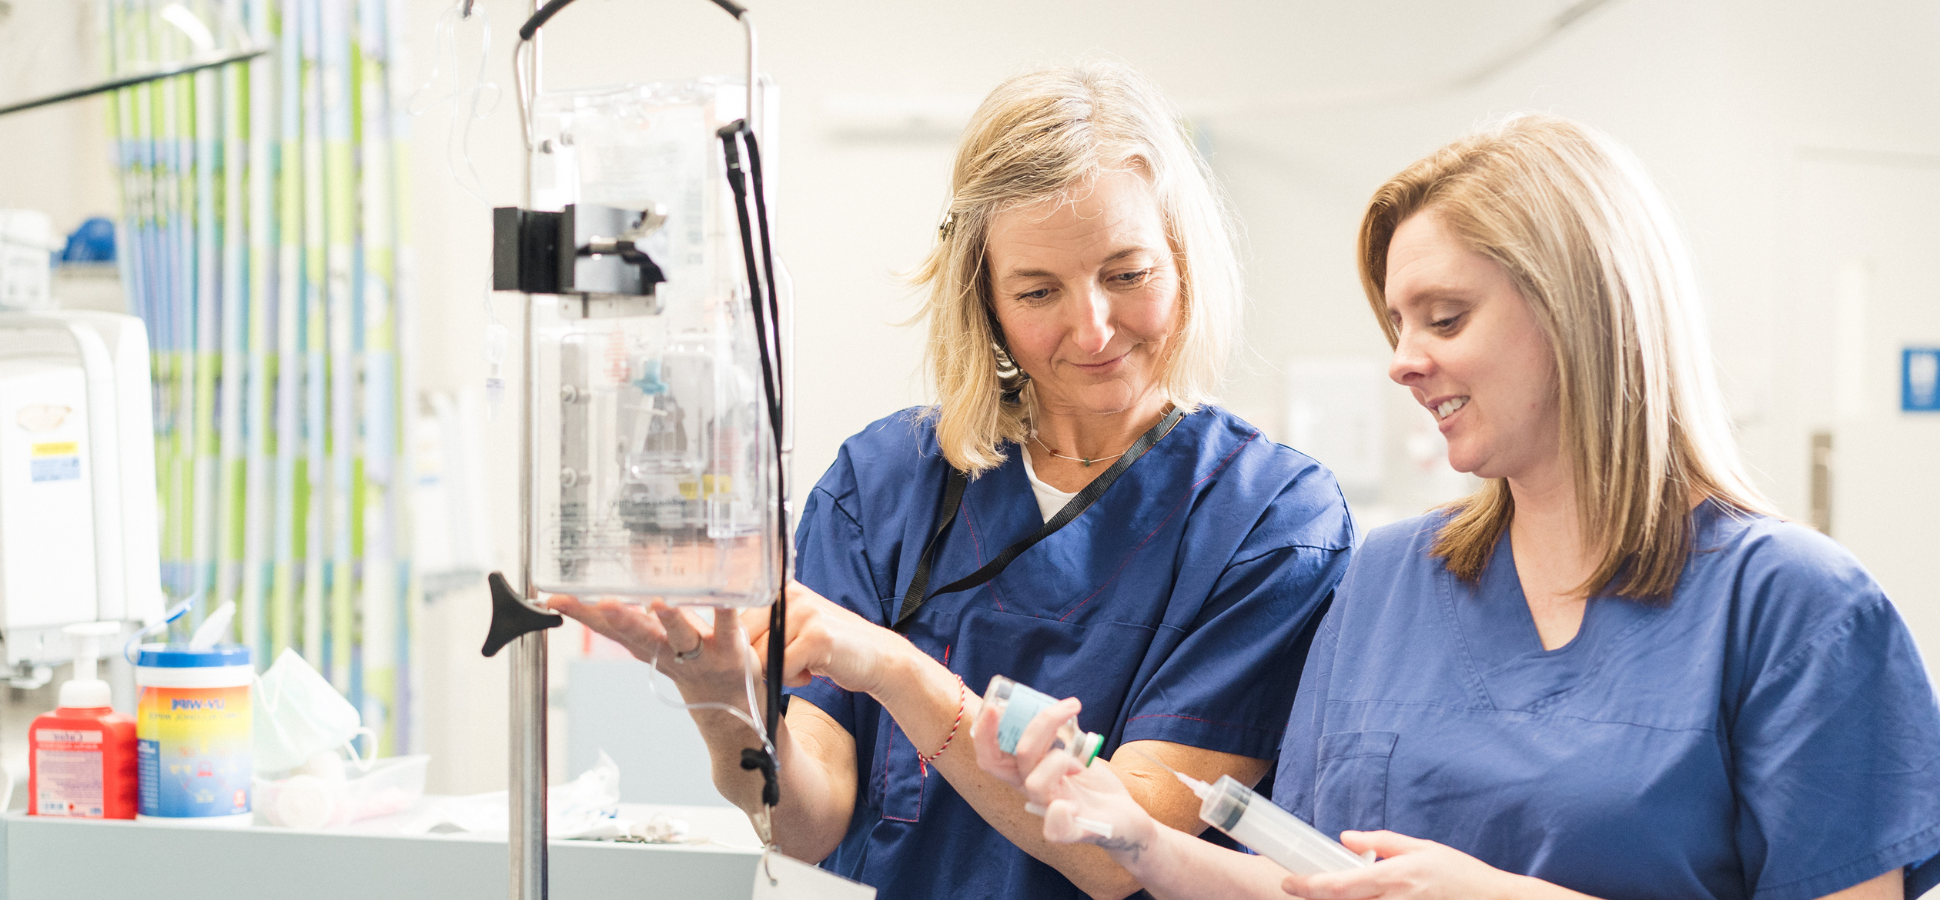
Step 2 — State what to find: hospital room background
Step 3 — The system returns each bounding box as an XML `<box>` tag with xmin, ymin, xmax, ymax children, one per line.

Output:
<box><xmin>0</xmin><ymin>0</ymin><xmax>1935</xmax><ymax>857</ymax></box>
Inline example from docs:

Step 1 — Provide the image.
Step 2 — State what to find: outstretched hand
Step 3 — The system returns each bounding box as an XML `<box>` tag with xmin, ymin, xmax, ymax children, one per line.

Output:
<box><xmin>1281</xmin><ymin>831</ymin><xmax>1528</xmax><ymax>900</ymax></box>
<box><xmin>555</xmin><ymin>582</ymin><xmax>922</xmax><ymax>705</ymax></box>
<box><xmin>549</xmin><ymin>595</ymin><xmax>758</xmax><ymax>688</ymax></box>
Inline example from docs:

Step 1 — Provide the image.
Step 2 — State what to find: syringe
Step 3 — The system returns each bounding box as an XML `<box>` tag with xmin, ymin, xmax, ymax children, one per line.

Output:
<box><xmin>1184</xmin><ymin>772</ymin><xmax>1371</xmax><ymax>874</ymax></box>
<box><xmin>1134</xmin><ymin>747</ymin><xmax>1372</xmax><ymax>875</ymax></box>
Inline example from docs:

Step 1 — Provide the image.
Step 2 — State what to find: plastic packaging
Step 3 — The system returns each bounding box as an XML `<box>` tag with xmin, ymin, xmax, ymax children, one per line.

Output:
<box><xmin>28</xmin><ymin>622</ymin><xmax>137</xmax><ymax>818</ymax></box>
<box><xmin>418</xmin><ymin>750</ymin><xmax>620</xmax><ymax>837</ymax></box>
<box><xmin>984</xmin><ymin>676</ymin><xmax>1103</xmax><ymax>767</ymax></box>
<box><xmin>135</xmin><ymin>643</ymin><xmax>253</xmax><ymax>826</ymax></box>
<box><xmin>255</xmin><ymin>753</ymin><xmax>430</xmax><ymax>829</ymax></box>
<box><xmin>1191</xmin><ymin>774</ymin><xmax>1369</xmax><ymax>875</ymax></box>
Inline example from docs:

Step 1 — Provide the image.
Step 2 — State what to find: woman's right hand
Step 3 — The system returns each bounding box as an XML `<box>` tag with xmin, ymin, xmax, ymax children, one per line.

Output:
<box><xmin>549</xmin><ymin>596</ymin><xmax>759</xmax><ymax>696</ymax></box>
<box><xmin>973</xmin><ymin>697</ymin><xmax>1162</xmax><ymax>858</ymax></box>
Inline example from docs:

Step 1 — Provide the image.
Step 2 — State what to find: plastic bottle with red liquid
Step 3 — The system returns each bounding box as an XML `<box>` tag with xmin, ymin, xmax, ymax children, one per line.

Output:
<box><xmin>28</xmin><ymin>622</ymin><xmax>137</xmax><ymax>818</ymax></box>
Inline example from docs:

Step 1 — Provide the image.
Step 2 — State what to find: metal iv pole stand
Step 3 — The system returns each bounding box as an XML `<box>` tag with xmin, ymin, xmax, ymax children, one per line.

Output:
<box><xmin>469</xmin><ymin>4</ymin><xmax>564</xmax><ymax>897</ymax></box>
<box><xmin>478</xmin><ymin>5</ymin><xmax>766</xmax><ymax>897</ymax></box>
<box><xmin>509</xmin><ymin>8</ymin><xmax>553</xmax><ymax>896</ymax></box>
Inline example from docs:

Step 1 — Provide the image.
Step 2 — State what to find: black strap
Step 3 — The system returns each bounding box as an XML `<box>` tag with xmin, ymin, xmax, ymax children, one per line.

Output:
<box><xmin>894</xmin><ymin>468</ymin><xmax>968</xmax><ymax>633</ymax></box>
<box><xmin>893</xmin><ymin>408</ymin><xmax>1185</xmax><ymax>632</ymax></box>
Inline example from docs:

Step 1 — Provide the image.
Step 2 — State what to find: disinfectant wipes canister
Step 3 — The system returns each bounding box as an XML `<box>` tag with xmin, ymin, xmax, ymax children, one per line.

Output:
<box><xmin>135</xmin><ymin>643</ymin><xmax>253</xmax><ymax>826</ymax></box>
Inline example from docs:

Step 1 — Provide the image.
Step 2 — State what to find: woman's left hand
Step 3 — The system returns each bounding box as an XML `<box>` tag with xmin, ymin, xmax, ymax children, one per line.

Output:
<box><xmin>971</xmin><ymin>697</ymin><xmax>1164</xmax><ymax>855</ymax></box>
<box><xmin>741</xmin><ymin>581</ymin><xmax>915</xmax><ymax>698</ymax></box>
<box><xmin>1283</xmin><ymin>831</ymin><xmax>1533</xmax><ymax>900</ymax></box>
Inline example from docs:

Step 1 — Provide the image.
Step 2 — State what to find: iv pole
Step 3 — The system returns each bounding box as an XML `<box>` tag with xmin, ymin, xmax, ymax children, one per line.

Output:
<box><xmin>461</xmin><ymin>4</ymin><xmax>564</xmax><ymax>898</ymax></box>
<box><xmin>480</xmin><ymin>4</ymin><xmax>770</xmax><ymax>898</ymax></box>
<box><xmin>511</xmin><ymin>0</ymin><xmax>548</xmax><ymax>892</ymax></box>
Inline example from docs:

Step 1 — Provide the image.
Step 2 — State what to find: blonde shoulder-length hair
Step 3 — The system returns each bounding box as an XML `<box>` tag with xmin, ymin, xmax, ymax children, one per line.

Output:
<box><xmin>911</xmin><ymin>60</ymin><xmax>1242</xmax><ymax>475</ymax></box>
<box><xmin>1358</xmin><ymin>114</ymin><xmax>1775</xmax><ymax>600</ymax></box>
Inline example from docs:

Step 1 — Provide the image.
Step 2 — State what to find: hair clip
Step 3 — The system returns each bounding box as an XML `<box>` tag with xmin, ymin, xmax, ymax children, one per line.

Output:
<box><xmin>937</xmin><ymin>210</ymin><xmax>957</xmax><ymax>240</ymax></box>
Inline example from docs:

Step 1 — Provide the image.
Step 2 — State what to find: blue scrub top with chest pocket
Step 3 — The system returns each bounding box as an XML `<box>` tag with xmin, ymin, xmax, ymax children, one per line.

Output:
<box><xmin>1276</xmin><ymin>501</ymin><xmax>1940</xmax><ymax>900</ymax></box>
<box><xmin>787</xmin><ymin>406</ymin><xmax>1354</xmax><ymax>900</ymax></box>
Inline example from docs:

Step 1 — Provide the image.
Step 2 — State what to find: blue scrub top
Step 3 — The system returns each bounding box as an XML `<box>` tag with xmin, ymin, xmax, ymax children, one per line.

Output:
<box><xmin>789</xmin><ymin>406</ymin><xmax>1353</xmax><ymax>900</ymax></box>
<box><xmin>1277</xmin><ymin>500</ymin><xmax>1940</xmax><ymax>900</ymax></box>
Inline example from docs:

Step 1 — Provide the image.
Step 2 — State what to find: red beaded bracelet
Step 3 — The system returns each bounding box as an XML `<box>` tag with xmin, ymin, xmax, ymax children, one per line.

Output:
<box><xmin>918</xmin><ymin>674</ymin><xmax>968</xmax><ymax>777</ymax></box>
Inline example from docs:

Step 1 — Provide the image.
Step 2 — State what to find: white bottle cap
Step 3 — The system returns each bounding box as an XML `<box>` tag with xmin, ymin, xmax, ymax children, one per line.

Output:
<box><xmin>59</xmin><ymin>622</ymin><xmax>121</xmax><ymax>709</ymax></box>
<box><xmin>60</xmin><ymin>678</ymin><xmax>111</xmax><ymax>708</ymax></box>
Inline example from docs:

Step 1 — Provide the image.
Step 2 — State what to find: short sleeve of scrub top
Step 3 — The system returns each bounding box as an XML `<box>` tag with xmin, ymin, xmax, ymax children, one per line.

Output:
<box><xmin>1276</xmin><ymin>501</ymin><xmax>1940</xmax><ymax>900</ymax></box>
<box><xmin>789</xmin><ymin>407</ymin><xmax>1354</xmax><ymax>900</ymax></box>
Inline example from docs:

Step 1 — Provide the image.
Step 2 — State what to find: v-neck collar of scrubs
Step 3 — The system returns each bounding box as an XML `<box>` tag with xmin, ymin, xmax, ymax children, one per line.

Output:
<box><xmin>936</xmin><ymin>409</ymin><xmax>1229</xmax><ymax>623</ymax></box>
<box><xmin>1498</xmin><ymin>531</ymin><xmax>1595</xmax><ymax>659</ymax></box>
<box><xmin>1444</xmin><ymin>529</ymin><xmax>1656</xmax><ymax>712</ymax></box>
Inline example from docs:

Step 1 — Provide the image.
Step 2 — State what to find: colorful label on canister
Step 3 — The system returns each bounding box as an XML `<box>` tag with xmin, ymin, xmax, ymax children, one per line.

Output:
<box><xmin>137</xmin><ymin>685</ymin><xmax>252</xmax><ymax>818</ymax></box>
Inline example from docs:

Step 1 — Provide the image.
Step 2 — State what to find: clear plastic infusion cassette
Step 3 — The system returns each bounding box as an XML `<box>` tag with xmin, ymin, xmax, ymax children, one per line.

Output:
<box><xmin>525</xmin><ymin>79</ymin><xmax>784</xmax><ymax>605</ymax></box>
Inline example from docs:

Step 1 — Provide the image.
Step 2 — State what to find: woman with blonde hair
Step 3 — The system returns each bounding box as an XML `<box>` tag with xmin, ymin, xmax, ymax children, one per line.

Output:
<box><xmin>985</xmin><ymin>114</ymin><xmax>1940</xmax><ymax>900</ymax></box>
<box><xmin>555</xmin><ymin>60</ymin><xmax>1354</xmax><ymax>899</ymax></box>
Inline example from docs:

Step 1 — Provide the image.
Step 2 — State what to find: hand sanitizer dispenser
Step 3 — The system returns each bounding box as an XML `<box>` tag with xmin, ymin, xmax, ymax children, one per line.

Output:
<box><xmin>0</xmin><ymin>311</ymin><xmax>163</xmax><ymax>685</ymax></box>
<box><xmin>28</xmin><ymin>621</ymin><xmax>138</xmax><ymax>818</ymax></box>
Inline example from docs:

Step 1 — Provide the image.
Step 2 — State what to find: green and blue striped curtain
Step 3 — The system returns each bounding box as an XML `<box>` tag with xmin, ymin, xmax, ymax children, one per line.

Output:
<box><xmin>102</xmin><ymin>0</ymin><xmax>419</xmax><ymax>756</ymax></box>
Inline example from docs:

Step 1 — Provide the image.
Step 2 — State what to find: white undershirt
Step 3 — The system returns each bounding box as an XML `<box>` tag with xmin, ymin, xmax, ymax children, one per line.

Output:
<box><xmin>1019</xmin><ymin>448</ymin><xmax>1079</xmax><ymax>522</ymax></box>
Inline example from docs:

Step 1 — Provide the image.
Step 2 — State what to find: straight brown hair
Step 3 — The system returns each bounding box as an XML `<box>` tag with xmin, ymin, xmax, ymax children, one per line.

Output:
<box><xmin>1358</xmin><ymin>115</ymin><xmax>1775</xmax><ymax>600</ymax></box>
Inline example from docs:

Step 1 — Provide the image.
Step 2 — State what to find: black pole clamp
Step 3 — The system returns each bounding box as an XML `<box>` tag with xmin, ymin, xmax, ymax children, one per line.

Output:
<box><xmin>482</xmin><ymin>571</ymin><xmax>564</xmax><ymax>658</ymax></box>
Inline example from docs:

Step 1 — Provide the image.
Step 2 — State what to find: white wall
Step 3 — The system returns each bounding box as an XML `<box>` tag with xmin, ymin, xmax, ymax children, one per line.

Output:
<box><xmin>4</xmin><ymin>0</ymin><xmax>1938</xmax><ymax>797</ymax></box>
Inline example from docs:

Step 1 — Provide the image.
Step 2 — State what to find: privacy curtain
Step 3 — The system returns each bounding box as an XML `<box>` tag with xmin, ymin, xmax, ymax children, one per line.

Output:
<box><xmin>103</xmin><ymin>0</ymin><xmax>418</xmax><ymax>755</ymax></box>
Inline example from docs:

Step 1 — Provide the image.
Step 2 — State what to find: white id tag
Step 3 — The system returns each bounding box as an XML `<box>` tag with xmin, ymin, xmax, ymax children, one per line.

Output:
<box><xmin>751</xmin><ymin>851</ymin><xmax>876</xmax><ymax>900</ymax></box>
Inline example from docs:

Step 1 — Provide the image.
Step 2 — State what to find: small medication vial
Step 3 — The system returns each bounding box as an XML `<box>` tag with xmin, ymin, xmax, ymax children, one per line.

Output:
<box><xmin>983</xmin><ymin>676</ymin><xmax>1104</xmax><ymax>766</ymax></box>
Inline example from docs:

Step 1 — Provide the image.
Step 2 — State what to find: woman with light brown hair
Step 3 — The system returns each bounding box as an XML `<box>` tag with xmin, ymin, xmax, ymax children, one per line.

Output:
<box><xmin>554</xmin><ymin>59</ymin><xmax>1354</xmax><ymax>900</ymax></box>
<box><xmin>986</xmin><ymin>114</ymin><xmax>1940</xmax><ymax>900</ymax></box>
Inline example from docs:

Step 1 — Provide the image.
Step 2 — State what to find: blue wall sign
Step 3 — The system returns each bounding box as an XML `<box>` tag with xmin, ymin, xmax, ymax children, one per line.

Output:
<box><xmin>1906</xmin><ymin>348</ymin><xmax>1940</xmax><ymax>412</ymax></box>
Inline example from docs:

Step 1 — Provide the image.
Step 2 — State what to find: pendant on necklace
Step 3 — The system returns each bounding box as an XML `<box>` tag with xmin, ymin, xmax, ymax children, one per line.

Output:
<box><xmin>1082</xmin><ymin>458</ymin><xmax>1093</xmax><ymax>467</ymax></box>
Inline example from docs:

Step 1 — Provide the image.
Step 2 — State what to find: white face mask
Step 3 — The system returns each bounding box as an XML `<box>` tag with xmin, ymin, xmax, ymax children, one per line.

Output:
<box><xmin>252</xmin><ymin>648</ymin><xmax>374</xmax><ymax>774</ymax></box>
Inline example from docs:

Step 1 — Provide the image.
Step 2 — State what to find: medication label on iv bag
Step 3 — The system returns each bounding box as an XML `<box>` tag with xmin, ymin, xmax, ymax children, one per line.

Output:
<box><xmin>751</xmin><ymin>851</ymin><xmax>877</xmax><ymax>900</ymax></box>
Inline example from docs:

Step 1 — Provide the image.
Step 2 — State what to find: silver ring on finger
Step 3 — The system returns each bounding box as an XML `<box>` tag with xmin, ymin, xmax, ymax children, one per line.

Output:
<box><xmin>673</xmin><ymin>642</ymin><xmax>704</xmax><ymax>664</ymax></box>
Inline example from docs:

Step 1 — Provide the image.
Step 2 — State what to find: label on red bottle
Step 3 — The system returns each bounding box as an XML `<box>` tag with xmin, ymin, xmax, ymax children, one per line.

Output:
<box><xmin>34</xmin><ymin>746</ymin><xmax>106</xmax><ymax>817</ymax></box>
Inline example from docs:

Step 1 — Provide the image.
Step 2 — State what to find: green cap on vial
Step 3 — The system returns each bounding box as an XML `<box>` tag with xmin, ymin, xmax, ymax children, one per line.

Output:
<box><xmin>1077</xmin><ymin>731</ymin><xmax>1104</xmax><ymax>766</ymax></box>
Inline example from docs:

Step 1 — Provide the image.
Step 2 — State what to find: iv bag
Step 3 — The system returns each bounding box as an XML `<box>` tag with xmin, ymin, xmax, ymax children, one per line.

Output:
<box><xmin>525</xmin><ymin>78</ymin><xmax>784</xmax><ymax>607</ymax></box>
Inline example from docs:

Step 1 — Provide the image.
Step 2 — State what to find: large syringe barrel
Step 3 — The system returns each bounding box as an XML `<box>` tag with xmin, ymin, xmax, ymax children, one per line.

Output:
<box><xmin>1197</xmin><ymin>775</ymin><xmax>1370</xmax><ymax>875</ymax></box>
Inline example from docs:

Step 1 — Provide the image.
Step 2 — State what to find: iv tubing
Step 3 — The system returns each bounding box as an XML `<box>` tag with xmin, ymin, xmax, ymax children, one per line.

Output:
<box><xmin>409</xmin><ymin>3</ymin><xmax>498</xmax><ymax>206</ymax></box>
<box><xmin>633</xmin><ymin>614</ymin><xmax>777</xmax><ymax>760</ymax></box>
